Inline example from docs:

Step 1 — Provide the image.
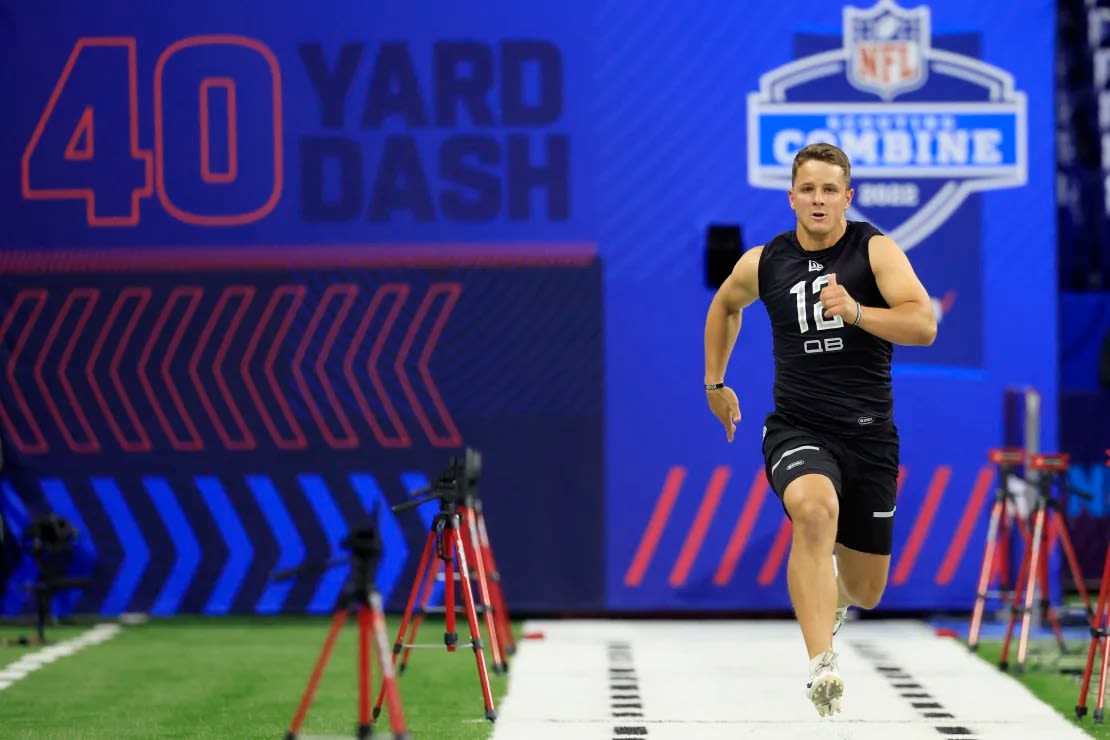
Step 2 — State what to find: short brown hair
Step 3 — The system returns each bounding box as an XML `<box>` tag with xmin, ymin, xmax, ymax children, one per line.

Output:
<box><xmin>791</xmin><ymin>143</ymin><xmax>851</xmax><ymax>186</ymax></box>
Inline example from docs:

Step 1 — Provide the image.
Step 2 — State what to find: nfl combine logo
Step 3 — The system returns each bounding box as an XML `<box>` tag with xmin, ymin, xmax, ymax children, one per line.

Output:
<box><xmin>747</xmin><ymin>0</ymin><xmax>1027</xmax><ymax>249</ymax></box>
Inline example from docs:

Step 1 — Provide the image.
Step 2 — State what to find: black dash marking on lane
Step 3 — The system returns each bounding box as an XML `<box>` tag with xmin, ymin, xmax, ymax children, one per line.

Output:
<box><xmin>607</xmin><ymin>641</ymin><xmax>648</xmax><ymax>739</ymax></box>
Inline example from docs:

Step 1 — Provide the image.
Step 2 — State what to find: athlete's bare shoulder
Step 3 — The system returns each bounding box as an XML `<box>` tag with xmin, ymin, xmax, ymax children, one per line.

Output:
<box><xmin>717</xmin><ymin>246</ymin><xmax>763</xmax><ymax>311</ymax></box>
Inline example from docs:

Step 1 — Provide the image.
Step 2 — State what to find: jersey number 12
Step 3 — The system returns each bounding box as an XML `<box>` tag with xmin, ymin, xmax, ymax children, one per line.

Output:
<box><xmin>789</xmin><ymin>275</ymin><xmax>843</xmax><ymax>354</ymax></box>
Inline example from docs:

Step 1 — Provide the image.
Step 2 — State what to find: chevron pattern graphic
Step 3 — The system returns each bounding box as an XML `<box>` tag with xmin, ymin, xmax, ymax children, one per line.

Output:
<box><xmin>0</xmin><ymin>282</ymin><xmax>462</xmax><ymax>454</ymax></box>
<box><xmin>0</xmin><ymin>471</ymin><xmax>441</xmax><ymax>617</ymax></box>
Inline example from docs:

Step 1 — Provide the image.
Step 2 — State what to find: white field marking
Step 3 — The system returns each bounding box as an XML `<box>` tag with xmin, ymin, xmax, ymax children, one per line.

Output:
<box><xmin>0</xmin><ymin>624</ymin><xmax>121</xmax><ymax>691</ymax></box>
<box><xmin>491</xmin><ymin>619</ymin><xmax>1094</xmax><ymax>740</ymax></box>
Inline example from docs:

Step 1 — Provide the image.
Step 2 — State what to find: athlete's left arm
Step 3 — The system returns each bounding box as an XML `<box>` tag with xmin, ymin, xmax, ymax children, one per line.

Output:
<box><xmin>860</xmin><ymin>234</ymin><xmax>937</xmax><ymax>346</ymax></box>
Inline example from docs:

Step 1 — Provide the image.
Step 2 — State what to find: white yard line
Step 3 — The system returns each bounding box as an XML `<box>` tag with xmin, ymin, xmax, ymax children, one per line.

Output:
<box><xmin>492</xmin><ymin>620</ymin><xmax>1094</xmax><ymax>740</ymax></box>
<box><xmin>0</xmin><ymin>624</ymin><xmax>121</xmax><ymax>692</ymax></box>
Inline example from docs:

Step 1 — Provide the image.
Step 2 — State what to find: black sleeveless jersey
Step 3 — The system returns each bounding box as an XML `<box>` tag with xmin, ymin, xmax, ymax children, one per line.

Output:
<box><xmin>757</xmin><ymin>220</ymin><xmax>893</xmax><ymax>436</ymax></box>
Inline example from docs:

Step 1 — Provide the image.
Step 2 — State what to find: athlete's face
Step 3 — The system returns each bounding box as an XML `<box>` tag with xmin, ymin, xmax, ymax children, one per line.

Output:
<box><xmin>788</xmin><ymin>160</ymin><xmax>854</xmax><ymax>241</ymax></box>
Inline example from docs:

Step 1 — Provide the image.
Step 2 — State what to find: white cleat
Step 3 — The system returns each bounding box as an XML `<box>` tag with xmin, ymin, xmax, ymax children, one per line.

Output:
<box><xmin>806</xmin><ymin>649</ymin><xmax>844</xmax><ymax>717</ymax></box>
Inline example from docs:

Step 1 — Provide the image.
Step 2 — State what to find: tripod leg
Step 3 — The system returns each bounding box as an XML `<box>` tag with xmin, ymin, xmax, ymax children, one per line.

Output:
<box><xmin>399</xmin><ymin>530</ymin><xmax>439</xmax><ymax>671</ymax></box>
<box><xmin>35</xmin><ymin>589</ymin><xmax>48</xmax><ymax>644</ymax></box>
<box><xmin>1035</xmin><ymin>524</ymin><xmax>1068</xmax><ymax>653</ymax></box>
<box><xmin>475</xmin><ymin>506</ymin><xmax>515</xmax><ymax>656</ymax></box>
<box><xmin>368</xmin><ymin>592</ymin><xmax>412</xmax><ymax>739</ymax></box>
<box><xmin>997</xmin><ymin>498</ymin><xmax>1012</xmax><ymax>602</ymax></box>
<box><xmin>461</xmin><ymin>507</ymin><xmax>506</xmax><ymax>673</ymax></box>
<box><xmin>1054</xmin><ymin>510</ymin><xmax>1096</xmax><ymax>626</ymax></box>
<box><xmin>444</xmin><ymin>535</ymin><xmax>458</xmax><ymax>652</ymax></box>
<box><xmin>1097</xmin><ymin>615</ymin><xmax>1110</xmax><ymax>724</ymax></box>
<box><xmin>286</xmin><ymin>609</ymin><xmax>348</xmax><ymax>740</ymax></box>
<box><xmin>1077</xmin><ymin>547</ymin><xmax>1110</xmax><ymax>719</ymax></box>
<box><xmin>999</xmin><ymin>531</ymin><xmax>1034</xmax><ymax>671</ymax></box>
<box><xmin>358</xmin><ymin>605</ymin><xmax>372</xmax><ymax>740</ymax></box>
<box><xmin>968</xmin><ymin>497</ymin><xmax>1005</xmax><ymax>651</ymax></box>
<box><xmin>374</xmin><ymin>530</ymin><xmax>435</xmax><ymax>719</ymax></box>
<box><xmin>450</xmin><ymin>519</ymin><xmax>497</xmax><ymax>721</ymax></box>
<box><xmin>399</xmin><ymin>543</ymin><xmax>443</xmax><ymax>673</ymax></box>
<box><xmin>1017</xmin><ymin>504</ymin><xmax>1048</xmax><ymax>671</ymax></box>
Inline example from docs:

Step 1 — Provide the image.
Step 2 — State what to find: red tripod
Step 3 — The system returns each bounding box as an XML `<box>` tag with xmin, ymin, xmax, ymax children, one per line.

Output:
<box><xmin>968</xmin><ymin>448</ymin><xmax>1032</xmax><ymax>651</ymax></box>
<box><xmin>375</xmin><ymin>456</ymin><xmax>498</xmax><ymax>722</ymax></box>
<box><xmin>998</xmin><ymin>453</ymin><xmax>1094</xmax><ymax>673</ymax></box>
<box><xmin>1075</xmin><ymin>449</ymin><xmax>1110</xmax><ymax>723</ymax></box>
<box><xmin>283</xmin><ymin>525</ymin><xmax>409</xmax><ymax>740</ymax></box>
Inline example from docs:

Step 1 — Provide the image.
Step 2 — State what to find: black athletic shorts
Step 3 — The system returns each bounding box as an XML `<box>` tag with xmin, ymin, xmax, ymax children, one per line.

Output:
<box><xmin>761</xmin><ymin>412</ymin><xmax>900</xmax><ymax>555</ymax></box>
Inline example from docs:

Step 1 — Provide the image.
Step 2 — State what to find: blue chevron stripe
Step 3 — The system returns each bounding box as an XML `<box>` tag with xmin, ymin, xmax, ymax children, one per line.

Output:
<box><xmin>248</xmin><ymin>475</ymin><xmax>304</xmax><ymax>614</ymax></box>
<box><xmin>195</xmin><ymin>476</ymin><xmax>253</xmax><ymax>615</ymax></box>
<box><xmin>92</xmin><ymin>478</ymin><xmax>148</xmax><ymax>616</ymax></box>
<box><xmin>349</xmin><ymin>474</ymin><xmax>406</xmax><ymax>601</ymax></box>
<box><xmin>399</xmin><ymin>472</ymin><xmax>443</xmax><ymax>605</ymax></box>
<box><xmin>40</xmin><ymin>478</ymin><xmax>98</xmax><ymax>615</ymax></box>
<box><xmin>297</xmin><ymin>474</ymin><xmax>350</xmax><ymax>613</ymax></box>
<box><xmin>144</xmin><ymin>477</ymin><xmax>201</xmax><ymax>616</ymax></box>
<box><xmin>1</xmin><ymin>481</ymin><xmax>33</xmax><ymax>615</ymax></box>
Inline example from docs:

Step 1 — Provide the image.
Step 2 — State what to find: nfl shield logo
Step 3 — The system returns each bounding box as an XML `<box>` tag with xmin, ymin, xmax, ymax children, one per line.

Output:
<box><xmin>844</xmin><ymin>0</ymin><xmax>930</xmax><ymax>100</ymax></box>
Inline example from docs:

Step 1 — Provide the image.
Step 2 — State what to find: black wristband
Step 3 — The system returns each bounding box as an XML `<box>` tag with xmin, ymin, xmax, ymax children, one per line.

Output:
<box><xmin>705</xmin><ymin>382</ymin><xmax>725</xmax><ymax>390</ymax></box>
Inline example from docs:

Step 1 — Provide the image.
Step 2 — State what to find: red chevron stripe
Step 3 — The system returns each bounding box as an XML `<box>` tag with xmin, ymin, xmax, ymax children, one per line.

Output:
<box><xmin>396</xmin><ymin>284</ymin><xmax>462</xmax><ymax>447</ymax></box>
<box><xmin>313</xmin><ymin>284</ymin><xmax>359</xmax><ymax>448</ymax></box>
<box><xmin>292</xmin><ymin>285</ymin><xmax>359</xmax><ymax>448</ymax></box>
<box><xmin>713</xmin><ymin>469</ymin><xmax>770</xmax><ymax>586</ymax></box>
<box><xmin>893</xmin><ymin>465</ymin><xmax>952</xmax><ymax>585</ymax></box>
<box><xmin>669</xmin><ymin>466</ymin><xmax>731</xmax><ymax>587</ymax></box>
<box><xmin>241</xmin><ymin>286</ymin><xmax>307</xmax><ymax>449</ymax></box>
<box><xmin>344</xmin><ymin>284</ymin><xmax>411</xmax><ymax>448</ymax></box>
<box><xmin>935</xmin><ymin>465</ymin><xmax>995</xmax><ymax>585</ymax></box>
<box><xmin>216</xmin><ymin>286</ymin><xmax>257</xmax><ymax>449</ymax></box>
<box><xmin>189</xmin><ymin>286</ymin><xmax>256</xmax><ymax>450</ymax></box>
<box><xmin>624</xmin><ymin>466</ymin><xmax>686</xmax><ymax>587</ymax></box>
<box><xmin>415</xmin><ymin>283</ymin><xmax>462</xmax><ymax>447</ymax></box>
<box><xmin>0</xmin><ymin>290</ymin><xmax>48</xmax><ymax>453</ymax></box>
<box><xmin>138</xmin><ymin>287</ymin><xmax>203</xmax><ymax>450</ymax></box>
<box><xmin>34</xmin><ymin>289</ymin><xmax>100</xmax><ymax>452</ymax></box>
<box><xmin>87</xmin><ymin>288</ymin><xmax>152</xmax><ymax>451</ymax></box>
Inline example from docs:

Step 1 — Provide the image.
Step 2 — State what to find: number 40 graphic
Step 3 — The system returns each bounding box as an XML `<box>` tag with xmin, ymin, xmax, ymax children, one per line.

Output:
<box><xmin>21</xmin><ymin>35</ymin><xmax>284</xmax><ymax>227</ymax></box>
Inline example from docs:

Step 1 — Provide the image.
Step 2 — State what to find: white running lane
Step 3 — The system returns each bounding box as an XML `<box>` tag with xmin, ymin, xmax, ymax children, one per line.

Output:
<box><xmin>491</xmin><ymin>620</ymin><xmax>1093</xmax><ymax>740</ymax></box>
<box><xmin>0</xmin><ymin>624</ymin><xmax>121</xmax><ymax>692</ymax></box>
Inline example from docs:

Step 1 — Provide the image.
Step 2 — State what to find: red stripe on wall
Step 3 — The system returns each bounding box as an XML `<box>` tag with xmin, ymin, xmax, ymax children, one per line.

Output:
<box><xmin>669</xmin><ymin>466</ymin><xmax>731</xmax><ymax>587</ymax></box>
<box><xmin>0</xmin><ymin>243</ymin><xmax>598</xmax><ymax>273</ymax></box>
<box><xmin>759</xmin><ymin>519</ymin><xmax>794</xmax><ymax>586</ymax></box>
<box><xmin>935</xmin><ymin>465</ymin><xmax>995</xmax><ymax>585</ymax></box>
<box><xmin>624</xmin><ymin>465</ymin><xmax>686</xmax><ymax>587</ymax></box>
<box><xmin>893</xmin><ymin>465</ymin><xmax>952</xmax><ymax>585</ymax></box>
<box><xmin>713</xmin><ymin>469</ymin><xmax>770</xmax><ymax>586</ymax></box>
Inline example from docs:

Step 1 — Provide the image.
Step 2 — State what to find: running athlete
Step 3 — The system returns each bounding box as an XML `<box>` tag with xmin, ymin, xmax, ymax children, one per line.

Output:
<box><xmin>702</xmin><ymin>142</ymin><xmax>937</xmax><ymax>716</ymax></box>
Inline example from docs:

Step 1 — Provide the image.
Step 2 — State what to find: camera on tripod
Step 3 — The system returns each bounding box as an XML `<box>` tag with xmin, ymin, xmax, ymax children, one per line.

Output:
<box><xmin>5</xmin><ymin>512</ymin><xmax>90</xmax><ymax>646</ymax></box>
<box><xmin>395</xmin><ymin>448</ymin><xmax>482</xmax><ymax>513</ymax></box>
<box><xmin>27</xmin><ymin>513</ymin><xmax>81</xmax><ymax>553</ymax></box>
<box><xmin>340</xmin><ymin>523</ymin><xmax>383</xmax><ymax>564</ymax></box>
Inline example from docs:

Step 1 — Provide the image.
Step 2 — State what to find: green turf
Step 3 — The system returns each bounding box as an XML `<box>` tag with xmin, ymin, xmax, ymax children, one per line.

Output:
<box><xmin>972</xmin><ymin>639</ymin><xmax>1110</xmax><ymax>739</ymax></box>
<box><xmin>0</xmin><ymin>616</ymin><xmax>511</xmax><ymax>740</ymax></box>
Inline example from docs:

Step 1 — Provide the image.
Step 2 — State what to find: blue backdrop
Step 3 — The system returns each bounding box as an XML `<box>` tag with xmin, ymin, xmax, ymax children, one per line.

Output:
<box><xmin>0</xmin><ymin>0</ymin><xmax>1057</xmax><ymax>616</ymax></box>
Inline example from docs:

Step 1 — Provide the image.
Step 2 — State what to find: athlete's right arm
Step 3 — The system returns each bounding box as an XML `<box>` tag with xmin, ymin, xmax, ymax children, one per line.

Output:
<box><xmin>704</xmin><ymin>246</ymin><xmax>762</xmax><ymax>385</ymax></box>
<box><xmin>703</xmin><ymin>247</ymin><xmax>762</xmax><ymax>442</ymax></box>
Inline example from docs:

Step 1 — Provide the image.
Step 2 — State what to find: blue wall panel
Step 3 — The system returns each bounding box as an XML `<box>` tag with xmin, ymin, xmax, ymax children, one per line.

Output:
<box><xmin>0</xmin><ymin>0</ymin><xmax>1056</xmax><ymax>614</ymax></box>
